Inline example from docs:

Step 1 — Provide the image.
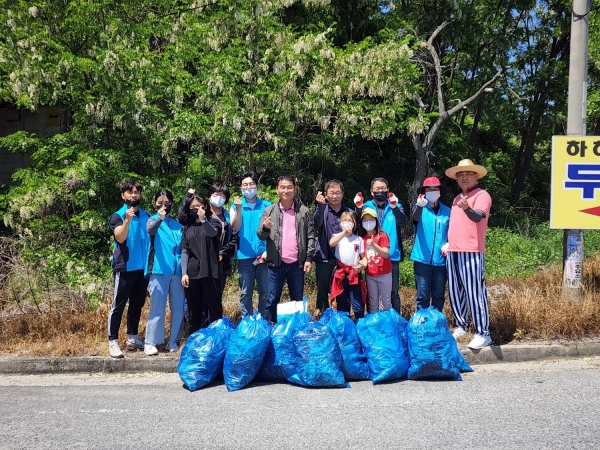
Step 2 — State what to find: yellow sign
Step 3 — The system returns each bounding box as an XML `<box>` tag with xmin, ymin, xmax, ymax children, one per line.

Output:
<box><xmin>551</xmin><ymin>136</ymin><xmax>600</xmax><ymax>229</ymax></box>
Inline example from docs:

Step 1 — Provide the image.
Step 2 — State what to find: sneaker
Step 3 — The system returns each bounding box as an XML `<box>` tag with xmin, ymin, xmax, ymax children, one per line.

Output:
<box><xmin>452</xmin><ymin>327</ymin><xmax>468</xmax><ymax>339</ymax></box>
<box><xmin>144</xmin><ymin>344</ymin><xmax>158</xmax><ymax>356</ymax></box>
<box><xmin>468</xmin><ymin>334</ymin><xmax>492</xmax><ymax>349</ymax></box>
<box><xmin>109</xmin><ymin>340</ymin><xmax>123</xmax><ymax>359</ymax></box>
<box><xmin>126</xmin><ymin>335</ymin><xmax>143</xmax><ymax>351</ymax></box>
<box><xmin>167</xmin><ymin>341</ymin><xmax>179</xmax><ymax>353</ymax></box>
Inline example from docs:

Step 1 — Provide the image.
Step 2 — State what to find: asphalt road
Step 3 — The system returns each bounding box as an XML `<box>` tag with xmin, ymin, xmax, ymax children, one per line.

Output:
<box><xmin>2</xmin><ymin>357</ymin><xmax>600</xmax><ymax>449</ymax></box>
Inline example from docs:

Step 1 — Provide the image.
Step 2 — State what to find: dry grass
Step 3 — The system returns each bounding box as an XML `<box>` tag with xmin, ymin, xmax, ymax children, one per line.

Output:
<box><xmin>2</xmin><ymin>255</ymin><xmax>600</xmax><ymax>356</ymax></box>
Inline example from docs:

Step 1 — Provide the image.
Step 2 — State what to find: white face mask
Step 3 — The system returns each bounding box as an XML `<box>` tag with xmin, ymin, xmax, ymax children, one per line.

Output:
<box><xmin>242</xmin><ymin>188</ymin><xmax>257</xmax><ymax>199</ymax></box>
<box><xmin>340</xmin><ymin>221</ymin><xmax>354</xmax><ymax>231</ymax></box>
<box><xmin>210</xmin><ymin>195</ymin><xmax>225</xmax><ymax>208</ymax></box>
<box><xmin>425</xmin><ymin>191</ymin><xmax>441</xmax><ymax>203</ymax></box>
<box><xmin>362</xmin><ymin>220</ymin><xmax>376</xmax><ymax>231</ymax></box>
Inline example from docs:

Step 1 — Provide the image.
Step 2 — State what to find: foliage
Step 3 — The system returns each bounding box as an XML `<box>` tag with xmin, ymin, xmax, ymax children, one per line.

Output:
<box><xmin>485</xmin><ymin>224</ymin><xmax>600</xmax><ymax>279</ymax></box>
<box><xmin>0</xmin><ymin>1</ymin><xmax>598</xmax><ymax>302</ymax></box>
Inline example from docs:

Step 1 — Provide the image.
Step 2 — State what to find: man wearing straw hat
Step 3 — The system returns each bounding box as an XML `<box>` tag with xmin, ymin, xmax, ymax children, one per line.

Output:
<box><xmin>444</xmin><ymin>159</ymin><xmax>492</xmax><ymax>349</ymax></box>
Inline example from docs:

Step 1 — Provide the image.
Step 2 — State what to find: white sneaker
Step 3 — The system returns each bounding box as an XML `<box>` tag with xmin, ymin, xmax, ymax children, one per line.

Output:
<box><xmin>144</xmin><ymin>344</ymin><xmax>158</xmax><ymax>356</ymax></box>
<box><xmin>468</xmin><ymin>334</ymin><xmax>492</xmax><ymax>349</ymax></box>
<box><xmin>167</xmin><ymin>341</ymin><xmax>179</xmax><ymax>353</ymax></box>
<box><xmin>109</xmin><ymin>340</ymin><xmax>123</xmax><ymax>358</ymax></box>
<box><xmin>452</xmin><ymin>327</ymin><xmax>468</xmax><ymax>339</ymax></box>
<box><xmin>126</xmin><ymin>335</ymin><xmax>143</xmax><ymax>351</ymax></box>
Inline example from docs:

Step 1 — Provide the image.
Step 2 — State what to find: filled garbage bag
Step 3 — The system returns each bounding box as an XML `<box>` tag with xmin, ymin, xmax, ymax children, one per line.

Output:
<box><xmin>383</xmin><ymin>307</ymin><xmax>411</xmax><ymax>364</ymax></box>
<box><xmin>319</xmin><ymin>308</ymin><xmax>370</xmax><ymax>381</ymax></box>
<box><xmin>177</xmin><ymin>317</ymin><xmax>236</xmax><ymax>391</ymax></box>
<box><xmin>223</xmin><ymin>312</ymin><xmax>271</xmax><ymax>391</ymax></box>
<box><xmin>407</xmin><ymin>307</ymin><xmax>474</xmax><ymax>381</ymax></box>
<box><xmin>256</xmin><ymin>312</ymin><xmax>310</xmax><ymax>383</ymax></box>
<box><xmin>356</xmin><ymin>311</ymin><xmax>409</xmax><ymax>384</ymax></box>
<box><xmin>289</xmin><ymin>322</ymin><xmax>347</xmax><ymax>387</ymax></box>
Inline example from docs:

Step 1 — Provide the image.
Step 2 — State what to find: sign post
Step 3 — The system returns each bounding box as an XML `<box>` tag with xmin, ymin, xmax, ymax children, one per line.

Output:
<box><xmin>551</xmin><ymin>137</ymin><xmax>599</xmax><ymax>297</ymax></box>
<box><xmin>558</xmin><ymin>0</ymin><xmax>590</xmax><ymax>298</ymax></box>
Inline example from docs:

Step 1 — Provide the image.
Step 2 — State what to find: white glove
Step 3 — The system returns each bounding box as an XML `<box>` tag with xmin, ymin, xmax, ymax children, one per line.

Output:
<box><xmin>354</xmin><ymin>192</ymin><xmax>364</xmax><ymax>208</ymax></box>
<box><xmin>416</xmin><ymin>195</ymin><xmax>428</xmax><ymax>207</ymax></box>
<box><xmin>388</xmin><ymin>192</ymin><xmax>398</xmax><ymax>208</ymax></box>
<box><xmin>441</xmin><ymin>243</ymin><xmax>449</xmax><ymax>256</ymax></box>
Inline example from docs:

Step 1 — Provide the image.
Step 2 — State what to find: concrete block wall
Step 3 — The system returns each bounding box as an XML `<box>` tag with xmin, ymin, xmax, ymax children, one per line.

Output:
<box><xmin>0</xmin><ymin>106</ymin><xmax>63</xmax><ymax>185</ymax></box>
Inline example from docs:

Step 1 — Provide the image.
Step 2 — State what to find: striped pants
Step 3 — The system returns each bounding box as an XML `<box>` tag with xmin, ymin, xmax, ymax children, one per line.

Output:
<box><xmin>446</xmin><ymin>252</ymin><xmax>490</xmax><ymax>337</ymax></box>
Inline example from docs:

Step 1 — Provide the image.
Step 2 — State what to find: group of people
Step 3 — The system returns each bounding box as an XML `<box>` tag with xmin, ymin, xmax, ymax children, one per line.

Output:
<box><xmin>106</xmin><ymin>158</ymin><xmax>493</xmax><ymax>359</ymax></box>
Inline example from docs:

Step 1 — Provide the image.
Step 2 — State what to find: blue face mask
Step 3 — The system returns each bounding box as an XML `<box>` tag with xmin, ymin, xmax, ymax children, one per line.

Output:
<box><xmin>362</xmin><ymin>220</ymin><xmax>376</xmax><ymax>231</ymax></box>
<box><xmin>210</xmin><ymin>195</ymin><xmax>225</xmax><ymax>208</ymax></box>
<box><xmin>242</xmin><ymin>188</ymin><xmax>257</xmax><ymax>199</ymax></box>
<box><xmin>425</xmin><ymin>191</ymin><xmax>440</xmax><ymax>203</ymax></box>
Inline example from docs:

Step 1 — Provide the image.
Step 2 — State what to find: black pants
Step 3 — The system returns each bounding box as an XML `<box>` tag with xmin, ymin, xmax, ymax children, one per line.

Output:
<box><xmin>186</xmin><ymin>277</ymin><xmax>222</xmax><ymax>334</ymax></box>
<box><xmin>315</xmin><ymin>260</ymin><xmax>336</xmax><ymax>312</ymax></box>
<box><xmin>108</xmin><ymin>270</ymin><xmax>149</xmax><ymax>341</ymax></box>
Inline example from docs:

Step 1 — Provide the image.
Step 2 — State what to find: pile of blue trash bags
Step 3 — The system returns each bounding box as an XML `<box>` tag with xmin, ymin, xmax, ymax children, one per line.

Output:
<box><xmin>177</xmin><ymin>306</ymin><xmax>473</xmax><ymax>392</ymax></box>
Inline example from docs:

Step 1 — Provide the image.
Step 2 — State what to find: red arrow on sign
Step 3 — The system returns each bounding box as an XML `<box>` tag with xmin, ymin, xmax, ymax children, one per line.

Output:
<box><xmin>580</xmin><ymin>206</ymin><xmax>600</xmax><ymax>217</ymax></box>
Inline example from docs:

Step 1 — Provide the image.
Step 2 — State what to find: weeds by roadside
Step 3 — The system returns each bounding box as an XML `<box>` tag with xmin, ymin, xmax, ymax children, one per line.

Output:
<box><xmin>2</xmin><ymin>253</ymin><xmax>600</xmax><ymax>356</ymax></box>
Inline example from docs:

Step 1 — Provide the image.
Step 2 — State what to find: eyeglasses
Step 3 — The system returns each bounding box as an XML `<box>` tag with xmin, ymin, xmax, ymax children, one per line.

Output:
<box><xmin>456</xmin><ymin>172</ymin><xmax>477</xmax><ymax>178</ymax></box>
<box><xmin>327</xmin><ymin>191</ymin><xmax>343</xmax><ymax>197</ymax></box>
<box><xmin>373</xmin><ymin>188</ymin><xmax>388</xmax><ymax>192</ymax></box>
<box><xmin>241</xmin><ymin>183</ymin><xmax>257</xmax><ymax>188</ymax></box>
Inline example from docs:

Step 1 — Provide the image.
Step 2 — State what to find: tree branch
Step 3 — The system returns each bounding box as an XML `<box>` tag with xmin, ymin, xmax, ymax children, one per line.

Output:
<box><xmin>425</xmin><ymin>21</ymin><xmax>451</xmax><ymax>117</ymax></box>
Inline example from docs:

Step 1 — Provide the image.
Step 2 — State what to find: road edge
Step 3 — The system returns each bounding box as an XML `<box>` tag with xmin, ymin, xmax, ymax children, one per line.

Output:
<box><xmin>1</xmin><ymin>341</ymin><xmax>600</xmax><ymax>374</ymax></box>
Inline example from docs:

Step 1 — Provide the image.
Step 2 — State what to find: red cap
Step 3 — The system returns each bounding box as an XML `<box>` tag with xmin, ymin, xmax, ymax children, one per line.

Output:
<box><xmin>417</xmin><ymin>177</ymin><xmax>448</xmax><ymax>196</ymax></box>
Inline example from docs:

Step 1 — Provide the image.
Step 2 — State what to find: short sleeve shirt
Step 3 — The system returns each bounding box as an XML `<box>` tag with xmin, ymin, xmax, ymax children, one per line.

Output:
<box><xmin>447</xmin><ymin>187</ymin><xmax>492</xmax><ymax>253</ymax></box>
<box><xmin>362</xmin><ymin>231</ymin><xmax>393</xmax><ymax>276</ymax></box>
<box><xmin>333</xmin><ymin>233</ymin><xmax>364</xmax><ymax>266</ymax></box>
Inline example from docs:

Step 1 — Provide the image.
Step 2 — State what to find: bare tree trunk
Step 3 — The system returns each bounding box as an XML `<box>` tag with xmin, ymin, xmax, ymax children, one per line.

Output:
<box><xmin>412</xmin><ymin>136</ymin><xmax>428</xmax><ymax>201</ymax></box>
<box><xmin>467</xmin><ymin>100</ymin><xmax>484</xmax><ymax>146</ymax></box>
<box><xmin>410</xmin><ymin>21</ymin><xmax>504</xmax><ymax>205</ymax></box>
<box><xmin>248</xmin><ymin>145</ymin><xmax>255</xmax><ymax>173</ymax></box>
<box><xmin>510</xmin><ymin>113</ymin><xmax>542</xmax><ymax>205</ymax></box>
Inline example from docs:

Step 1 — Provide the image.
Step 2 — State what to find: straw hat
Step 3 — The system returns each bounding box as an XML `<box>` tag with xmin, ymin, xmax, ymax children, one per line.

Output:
<box><xmin>445</xmin><ymin>159</ymin><xmax>487</xmax><ymax>180</ymax></box>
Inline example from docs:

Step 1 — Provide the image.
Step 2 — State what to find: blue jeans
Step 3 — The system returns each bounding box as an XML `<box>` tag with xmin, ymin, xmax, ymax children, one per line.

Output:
<box><xmin>266</xmin><ymin>261</ymin><xmax>305</xmax><ymax>323</ymax></box>
<box><xmin>145</xmin><ymin>274</ymin><xmax>185</xmax><ymax>345</ymax></box>
<box><xmin>335</xmin><ymin>275</ymin><xmax>365</xmax><ymax>320</ymax></box>
<box><xmin>391</xmin><ymin>261</ymin><xmax>401</xmax><ymax>313</ymax></box>
<box><xmin>414</xmin><ymin>261</ymin><xmax>447</xmax><ymax>312</ymax></box>
<box><xmin>238</xmin><ymin>258</ymin><xmax>269</xmax><ymax>318</ymax></box>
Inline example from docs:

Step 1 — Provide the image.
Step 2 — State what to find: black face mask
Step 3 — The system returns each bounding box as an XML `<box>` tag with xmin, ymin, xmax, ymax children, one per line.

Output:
<box><xmin>158</xmin><ymin>204</ymin><xmax>172</xmax><ymax>214</ymax></box>
<box><xmin>126</xmin><ymin>199</ymin><xmax>141</xmax><ymax>208</ymax></box>
<box><xmin>373</xmin><ymin>191</ymin><xmax>388</xmax><ymax>203</ymax></box>
<box><xmin>190</xmin><ymin>208</ymin><xmax>199</xmax><ymax>219</ymax></box>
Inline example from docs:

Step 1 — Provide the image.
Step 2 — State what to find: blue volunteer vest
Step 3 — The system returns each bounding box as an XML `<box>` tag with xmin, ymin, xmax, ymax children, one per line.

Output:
<box><xmin>145</xmin><ymin>216</ymin><xmax>183</xmax><ymax>276</ymax></box>
<box><xmin>109</xmin><ymin>204</ymin><xmax>150</xmax><ymax>272</ymax></box>
<box><xmin>410</xmin><ymin>202</ymin><xmax>451</xmax><ymax>267</ymax></box>
<box><xmin>233</xmin><ymin>197</ymin><xmax>271</xmax><ymax>260</ymax></box>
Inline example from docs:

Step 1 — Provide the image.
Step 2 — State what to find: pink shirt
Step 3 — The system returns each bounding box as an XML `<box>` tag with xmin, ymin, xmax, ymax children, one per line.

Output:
<box><xmin>280</xmin><ymin>203</ymin><xmax>299</xmax><ymax>264</ymax></box>
<box><xmin>447</xmin><ymin>187</ymin><xmax>492</xmax><ymax>253</ymax></box>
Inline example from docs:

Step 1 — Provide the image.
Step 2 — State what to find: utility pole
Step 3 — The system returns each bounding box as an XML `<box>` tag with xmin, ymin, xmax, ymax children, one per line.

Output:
<box><xmin>563</xmin><ymin>0</ymin><xmax>590</xmax><ymax>298</ymax></box>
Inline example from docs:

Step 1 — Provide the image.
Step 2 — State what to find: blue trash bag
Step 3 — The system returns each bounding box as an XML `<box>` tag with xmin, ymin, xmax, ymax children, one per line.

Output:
<box><xmin>356</xmin><ymin>311</ymin><xmax>409</xmax><ymax>384</ymax></box>
<box><xmin>223</xmin><ymin>312</ymin><xmax>271</xmax><ymax>391</ymax></box>
<box><xmin>256</xmin><ymin>312</ymin><xmax>310</xmax><ymax>383</ymax></box>
<box><xmin>289</xmin><ymin>322</ymin><xmax>348</xmax><ymax>387</ymax></box>
<box><xmin>319</xmin><ymin>308</ymin><xmax>370</xmax><ymax>381</ymax></box>
<box><xmin>177</xmin><ymin>318</ymin><xmax>236</xmax><ymax>391</ymax></box>
<box><xmin>407</xmin><ymin>307</ymin><xmax>474</xmax><ymax>381</ymax></box>
<box><xmin>383</xmin><ymin>308</ymin><xmax>411</xmax><ymax>365</ymax></box>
